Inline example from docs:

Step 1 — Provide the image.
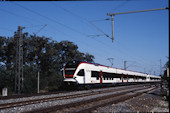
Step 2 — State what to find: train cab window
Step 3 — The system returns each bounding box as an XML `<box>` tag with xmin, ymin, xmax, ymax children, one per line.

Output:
<box><xmin>77</xmin><ymin>69</ymin><xmax>84</xmax><ymax>76</ymax></box>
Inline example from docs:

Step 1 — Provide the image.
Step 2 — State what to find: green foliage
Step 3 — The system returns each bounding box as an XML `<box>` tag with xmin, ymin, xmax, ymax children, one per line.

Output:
<box><xmin>48</xmin><ymin>73</ymin><xmax>64</xmax><ymax>91</ymax></box>
<box><xmin>21</xmin><ymin>65</ymin><xmax>37</xmax><ymax>94</ymax></box>
<box><xmin>22</xmin><ymin>75</ymin><xmax>37</xmax><ymax>94</ymax></box>
<box><xmin>161</xmin><ymin>58</ymin><xmax>169</xmax><ymax>103</ymax></box>
<box><xmin>163</xmin><ymin>58</ymin><xmax>169</xmax><ymax>81</ymax></box>
<box><xmin>0</xmin><ymin>65</ymin><xmax>15</xmax><ymax>94</ymax></box>
<box><xmin>0</xmin><ymin>34</ymin><xmax>95</xmax><ymax>94</ymax></box>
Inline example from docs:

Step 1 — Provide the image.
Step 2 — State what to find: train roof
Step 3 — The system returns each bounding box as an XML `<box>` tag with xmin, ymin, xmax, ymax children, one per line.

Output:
<box><xmin>77</xmin><ymin>61</ymin><xmax>144</xmax><ymax>73</ymax></box>
<box><xmin>66</xmin><ymin>60</ymin><xmax>160</xmax><ymax>78</ymax></box>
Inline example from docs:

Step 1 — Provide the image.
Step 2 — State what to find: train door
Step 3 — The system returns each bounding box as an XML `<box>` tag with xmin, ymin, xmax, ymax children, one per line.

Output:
<box><xmin>121</xmin><ymin>74</ymin><xmax>124</xmax><ymax>83</ymax></box>
<box><xmin>84</xmin><ymin>69</ymin><xmax>91</xmax><ymax>84</ymax></box>
<box><xmin>77</xmin><ymin>69</ymin><xmax>85</xmax><ymax>84</ymax></box>
<box><xmin>99</xmin><ymin>71</ymin><xmax>103</xmax><ymax>84</ymax></box>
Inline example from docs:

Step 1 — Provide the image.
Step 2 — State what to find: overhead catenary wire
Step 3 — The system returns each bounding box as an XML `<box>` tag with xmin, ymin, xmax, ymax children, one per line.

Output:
<box><xmin>11</xmin><ymin>3</ymin><xmax>147</xmax><ymax>70</ymax></box>
<box><xmin>11</xmin><ymin>3</ymin><xmax>125</xmax><ymax>61</ymax></box>
<box><xmin>50</xmin><ymin>3</ymin><xmax>144</xmax><ymax>64</ymax></box>
<box><xmin>23</xmin><ymin>24</ymin><xmax>48</xmax><ymax>35</ymax></box>
<box><xmin>50</xmin><ymin>2</ymin><xmax>125</xmax><ymax>60</ymax></box>
<box><xmin>51</xmin><ymin>2</ymin><xmax>162</xmax><ymax>74</ymax></box>
<box><xmin>11</xmin><ymin>2</ymin><xmax>87</xmax><ymax>37</ymax></box>
<box><xmin>0</xmin><ymin>3</ymin><xmax>94</xmax><ymax>58</ymax></box>
<box><xmin>87</xmin><ymin>34</ymin><xmax>105</xmax><ymax>38</ymax></box>
<box><xmin>50</xmin><ymin>2</ymin><xmax>107</xmax><ymax>38</ymax></box>
<box><xmin>5</xmin><ymin>2</ymin><xmax>95</xmax><ymax>53</ymax></box>
<box><xmin>107</xmin><ymin>7</ymin><xmax>169</xmax><ymax>42</ymax></box>
<box><xmin>0</xmin><ymin>6</ymin><xmax>68</xmax><ymax>39</ymax></box>
<box><xmin>6</xmin><ymin>2</ymin><xmax>165</xmax><ymax>75</ymax></box>
<box><xmin>25</xmin><ymin>24</ymin><xmax>47</xmax><ymax>29</ymax></box>
<box><xmin>50</xmin><ymin>2</ymin><xmax>116</xmax><ymax>42</ymax></box>
<box><xmin>0</xmin><ymin>7</ymin><xmax>35</xmax><ymax>25</ymax></box>
<box><xmin>89</xmin><ymin>20</ymin><xmax>112</xmax><ymax>40</ymax></box>
<box><xmin>110</xmin><ymin>0</ymin><xmax>131</xmax><ymax>12</ymax></box>
<box><xmin>0</xmin><ymin>9</ymin><xmax>50</xmax><ymax>38</ymax></box>
<box><xmin>34</xmin><ymin>24</ymin><xmax>47</xmax><ymax>35</ymax></box>
<box><xmin>0</xmin><ymin>7</ymin><xmax>48</xmax><ymax>34</ymax></box>
<box><xmin>106</xmin><ymin>6</ymin><xmax>169</xmax><ymax>74</ymax></box>
<box><xmin>104</xmin><ymin>0</ymin><xmax>150</xmax><ymax>64</ymax></box>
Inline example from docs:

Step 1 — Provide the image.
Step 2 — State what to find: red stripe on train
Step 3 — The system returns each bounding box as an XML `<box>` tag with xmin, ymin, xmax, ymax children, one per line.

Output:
<box><xmin>65</xmin><ymin>75</ymin><xmax>74</xmax><ymax>78</ymax></box>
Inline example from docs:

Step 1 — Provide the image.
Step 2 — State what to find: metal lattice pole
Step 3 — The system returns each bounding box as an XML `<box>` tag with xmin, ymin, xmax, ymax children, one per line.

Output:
<box><xmin>15</xmin><ymin>26</ymin><xmax>24</xmax><ymax>94</ymax></box>
<box><xmin>14</xmin><ymin>32</ymin><xmax>19</xmax><ymax>93</ymax></box>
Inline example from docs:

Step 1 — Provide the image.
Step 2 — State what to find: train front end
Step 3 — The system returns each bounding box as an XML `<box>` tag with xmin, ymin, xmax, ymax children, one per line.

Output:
<box><xmin>63</xmin><ymin>61</ymin><xmax>81</xmax><ymax>86</ymax></box>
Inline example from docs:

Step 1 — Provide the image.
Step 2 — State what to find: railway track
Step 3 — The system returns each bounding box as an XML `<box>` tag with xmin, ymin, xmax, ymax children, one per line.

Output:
<box><xmin>31</xmin><ymin>85</ymin><xmax>157</xmax><ymax>113</ymax></box>
<box><xmin>0</xmin><ymin>83</ymin><xmax>158</xmax><ymax>113</ymax></box>
<box><xmin>70</xmin><ymin>87</ymin><xmax>158</xmax><ymax>113</ymax></box>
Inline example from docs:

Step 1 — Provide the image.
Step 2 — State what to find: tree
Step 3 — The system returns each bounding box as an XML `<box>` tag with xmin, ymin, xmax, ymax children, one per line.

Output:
<box><xmin>163</xmin><ymin>57</ymin><xmax>169</xmax><ymax>80</ymax></box>
<box><xmin>0</xmin><ymin>64</ymin><xmax>15</xmax><ymax>94</ymax></box>
<box><xmin>0</xmin><ymin>37</ymin><xmax>15</xmax><ymax>94</ymax></box>
<box><xmin>0</xmin><ymin>33</ymin><xmax>95</xmax><ymax>94</ymax></box>
<box><xmin>84</xmin><ymin>53</ymin><xmax>95</xmax><ymax>63</ymax></box>
<box><xmin>0</xmin><ymin>36</ymin><xmax>15</xmax><ymax>70</ymax></box>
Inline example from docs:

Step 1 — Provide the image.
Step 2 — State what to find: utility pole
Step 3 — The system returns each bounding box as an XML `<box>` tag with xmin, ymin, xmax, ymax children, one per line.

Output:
<box><xmin>15</xmin><ymin>26</ymin><xmax>25</xmax><ymax>94</ymax></box>
<box><xmin>14</xmin><ymin>32</ymin><xmax>18</xmax><ymax>93</ymax></box>
<box><xmin>107</xmin><ymin>7</ymin><xmax>169</xmax><ymax>42</ymax></box>
<box><xmin>160</xmin><ymin>59</ymin><xmax>162</xmax><ymax>76</ymax></box>
<box><xmin>167</xmin><ymin>67</ymin><xmax>169</xmax><ymax>78</ymax></box>
<box><xmin>37</xmin><ymin>71</ymin><xmax>40</xmax><ymax>93</ymax></box>
<box><xmin>107</xmin><ymin>58</ymin><xmax>114</xmax><ymax>67</ymax></box>
<box><xmin>14</xmin><ymin>25</ymin><xmax>46</xmax><ymax>94</ymax></box>
<box><xmin>124</xmin><ymin>60</ymin><xmax>127</xmax><ymax>70</ymax></box>
<box><xmin>111</xmin><ymin>15</ymin><xmax>114</xmax><ymax>43</ymax></box>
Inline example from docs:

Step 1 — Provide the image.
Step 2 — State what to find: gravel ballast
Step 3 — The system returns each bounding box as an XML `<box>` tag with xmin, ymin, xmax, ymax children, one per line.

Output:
<box><xmin>0</xmin><ymin>84</ymin><xmax>148</xmax><ymax>113</ymax></box>
<box><xmin>1</xmin><ymin>84</ymin><xmax>166</xmax><ymax>113</ymax></box>
<box><xmin>93</xmin><ymin>88</ymin><xmax>169</xmax><ymax>112</ymax></box>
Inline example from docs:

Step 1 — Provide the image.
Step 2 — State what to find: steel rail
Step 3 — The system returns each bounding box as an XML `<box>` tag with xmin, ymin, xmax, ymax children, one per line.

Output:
<box><xmin>0</xmin><ymin>84</ymin><xmax>150</xmax><ymax>110</ymax></box>
<box><xmin>28</xmin><ymin>85</ymin><xmax>155</xmax><ymax>113</ymax></box>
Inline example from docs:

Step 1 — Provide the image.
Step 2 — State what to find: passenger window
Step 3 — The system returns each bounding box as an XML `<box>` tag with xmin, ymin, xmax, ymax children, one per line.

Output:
<box><xmin>77</xmin><ymin>69</ymin><xmax>84</xmax><ymax>76</ymax></box>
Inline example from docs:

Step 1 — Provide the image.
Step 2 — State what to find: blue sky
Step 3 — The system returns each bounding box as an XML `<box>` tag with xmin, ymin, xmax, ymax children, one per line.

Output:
<box><xmin>0</xmin><ymin>0</ymin><xmax>169</xmax><ymax>75</ymax></box>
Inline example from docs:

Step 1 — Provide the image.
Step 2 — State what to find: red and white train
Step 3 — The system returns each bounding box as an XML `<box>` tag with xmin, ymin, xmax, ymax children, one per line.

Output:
<box><xmin>63</xmin><ymin>61</ymin><xmax>161</xmax><ymax>87</ymax></box>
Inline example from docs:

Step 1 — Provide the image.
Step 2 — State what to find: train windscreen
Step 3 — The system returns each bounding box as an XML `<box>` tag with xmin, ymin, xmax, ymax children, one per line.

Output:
<box><xmin>64</xmin><ymin>61</ymin><xmax>81</xmax><ymax>78</ymax></box>
<box><xmin>65</xmin><ymin>70</ymin><xmax>75</xmax><ymax>75</ymax></box>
